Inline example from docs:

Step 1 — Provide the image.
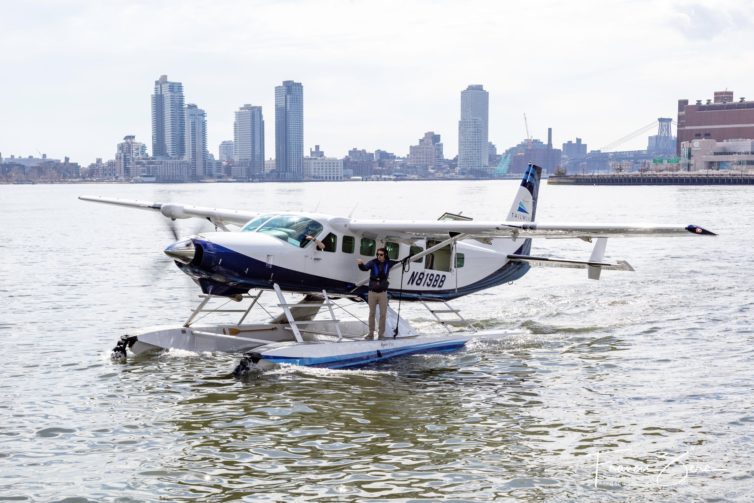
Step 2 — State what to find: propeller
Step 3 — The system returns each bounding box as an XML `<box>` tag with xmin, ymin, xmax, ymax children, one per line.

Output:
<box><xmin>139</xmin><ymin>215</ymin><xmax>210</xmax><ymax>286</ymax></box>
<box><xmin>166</xmin><ymin>217</ymin><xmax>180</xmax><ymax>241</ymax></box>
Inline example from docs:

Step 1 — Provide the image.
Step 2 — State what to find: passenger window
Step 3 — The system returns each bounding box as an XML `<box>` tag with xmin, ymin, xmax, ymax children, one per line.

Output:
<box><xmin>342</xmin><ymin>235</ymin><xmax>355</xmax><ymax>254</ymax></box>
<box><xmin>360</xmin><ymin>238</ymin><xmax>376</xmax><ymax>256</ymax></box>
<box><xmin>385</xmin><ymin>242</ymin><xmax>399</xmax><ymax>260</ymax></box>
<box><xmin>455</xmin><ymin>252</ymin><xmax>465</xmax><ymax>268</ymax></box>
<box><xmin>409</xmin><ymin>245</ymin><xmax>423</xmax><ymax>257</ymax></box>
<box><xmin>322</xmin><ymin>233</ymin><xmax>337</xmax><ymax>252</ymax></box>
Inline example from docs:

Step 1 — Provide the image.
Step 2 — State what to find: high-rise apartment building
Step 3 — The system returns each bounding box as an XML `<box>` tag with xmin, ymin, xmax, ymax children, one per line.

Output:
<box><xmin>151</xmin><ymin>75</ymin><xmax>185</xmax><ymax>159</ymax></box>
<box><xmin>115</xmin><ymin>135</ymin><xmax>147</xmax><ymax>179</ymax></box>
<box><xmin>184</xmin><ymin>104</ymin><xmax>208</xmax><ymax>179</ymax></box>
<box><xmin>275</xmin><ymin>80</ymin><xmax>304</xmax><ymax>180</ymax></box>
<box><xmin>234</xmin><ymin>104</ymin><xmax>265</xmax><ymax>176</ymax></box>
<box><xmin>458</xmin><ymin>85</ymin><xmax>489</xmax><ymax>173</ymax></box>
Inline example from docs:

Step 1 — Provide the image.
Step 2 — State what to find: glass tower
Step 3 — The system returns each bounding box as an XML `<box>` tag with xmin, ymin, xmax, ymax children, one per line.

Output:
<box><xmin>184</xmin><ymin>104</ymin><xmax>207</xmax><ymax>179</ymax></box>
<box><xmin>151</xmin><ymin>75</ymin><xmax>185</xmax><ymax>159</ymax></box>
<box><xmin>234</xmin><ymin>104</ymin><xmax>265</xmax><ymax>177</ymax></box>
<box><xmin>458</xmin><ymin>84</ymin><xmax>489</xmax><ymax>173</ymax></box>
<box><xmin>275</xmin><ymin>80</ymin><xmax>304</xmax><ymax>180</ymax></box>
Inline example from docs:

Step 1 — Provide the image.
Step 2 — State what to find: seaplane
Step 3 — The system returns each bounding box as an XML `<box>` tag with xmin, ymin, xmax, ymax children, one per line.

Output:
<box><xmin>80</xmin><ymin>164</ymin><xmax>715</xmax><ymax>373</ymax></box>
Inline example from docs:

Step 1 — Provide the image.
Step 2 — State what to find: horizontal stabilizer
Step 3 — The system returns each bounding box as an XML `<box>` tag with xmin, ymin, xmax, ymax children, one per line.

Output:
<box><xmin>507</xmin><ymin>254</ymin><xmax>634</xmax><ymax>272</ymax></box>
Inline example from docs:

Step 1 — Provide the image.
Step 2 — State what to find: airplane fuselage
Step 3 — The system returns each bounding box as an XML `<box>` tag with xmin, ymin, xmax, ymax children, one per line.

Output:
<box><xmin>170</xmin><ymin>213</ymin><xmax>532</xmax><ymax>300</ymax></box>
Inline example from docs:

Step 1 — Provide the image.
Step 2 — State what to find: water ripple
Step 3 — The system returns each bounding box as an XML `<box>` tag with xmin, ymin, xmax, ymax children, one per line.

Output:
<box><xmin>1</xmin><ymin>183</ymin><xmax>752</xmax><ymax>501</ymax></box>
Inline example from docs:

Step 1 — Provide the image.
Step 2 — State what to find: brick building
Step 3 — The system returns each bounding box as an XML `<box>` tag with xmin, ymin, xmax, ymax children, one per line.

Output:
<box><xmin>677</xmin><ymin>90</ymin><xmax>754</xmax><ymax>155</ymax></box>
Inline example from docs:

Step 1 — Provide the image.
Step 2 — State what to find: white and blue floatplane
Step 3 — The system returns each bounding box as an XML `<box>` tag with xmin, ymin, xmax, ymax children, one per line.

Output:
<box><xmin>81</xmin><ymin>164</ymin><xmax>715</xmax><ymax>373</ymax></box>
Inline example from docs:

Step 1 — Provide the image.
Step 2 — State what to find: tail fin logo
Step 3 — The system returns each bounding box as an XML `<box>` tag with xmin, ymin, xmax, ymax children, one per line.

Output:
<box><xmin>517</xmin><ymin>201</ymin><xmax>529</xmax><ymax>215</ymax></box>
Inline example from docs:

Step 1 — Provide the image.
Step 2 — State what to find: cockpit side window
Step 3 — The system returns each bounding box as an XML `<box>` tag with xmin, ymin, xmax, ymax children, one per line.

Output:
<box><xmin>256</xmin><ymin>215</ymin><xmax>324</xmax><ymax>247</ymax></box>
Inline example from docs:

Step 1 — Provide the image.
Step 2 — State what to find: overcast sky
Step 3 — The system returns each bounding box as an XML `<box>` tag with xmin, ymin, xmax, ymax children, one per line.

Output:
<box><xmin>1</xmin><ymin>0</ymin><xmax>753</xmax><ymax>164</ymax></box>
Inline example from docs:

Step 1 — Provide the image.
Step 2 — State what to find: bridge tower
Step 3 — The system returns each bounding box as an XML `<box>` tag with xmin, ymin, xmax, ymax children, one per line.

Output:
<box><xmin>657</xmin><ymin>117</ymin><xmax>672</xmax><ymax>139</ymax></box>
<box><xmin>647</xmin><ymin>117</ymin><xmax>676</xmax><ymax>156</ymax></box>
<box><xmin>657</xmin><ymin>117</ymin><xmax>675</xmax><ymax>155</ymax></box>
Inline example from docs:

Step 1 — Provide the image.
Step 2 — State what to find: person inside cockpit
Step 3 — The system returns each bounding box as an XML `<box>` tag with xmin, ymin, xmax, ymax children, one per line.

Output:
<box><xmin>300</xmin><ymin>223</ymin><xmax>324</xmax><ymax>249</ymax></box>
<box><xmin>304</xmin><ymin>233</ymin><xmax>325</xmax><ymax>250</ymax></box>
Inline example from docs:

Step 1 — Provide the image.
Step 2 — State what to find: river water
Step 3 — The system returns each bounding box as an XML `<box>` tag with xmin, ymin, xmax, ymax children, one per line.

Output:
<box><xmin>1</xmin><ymin>180</ymin><xmax>752</xmax><ymax>502</ymax></box>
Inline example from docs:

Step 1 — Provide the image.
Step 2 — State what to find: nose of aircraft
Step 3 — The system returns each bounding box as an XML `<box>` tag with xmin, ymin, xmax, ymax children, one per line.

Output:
<box><xmin>164</xmin><ymin>238</ymin><xmax>195</xmax><ymax>264</ymax></box>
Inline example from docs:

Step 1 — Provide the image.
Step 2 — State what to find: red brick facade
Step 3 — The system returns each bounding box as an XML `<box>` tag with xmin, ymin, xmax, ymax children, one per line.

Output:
<box><xmin>677</xmin><ymin>91</ymin><xmax>754</xmax><ymax>155</ymax></box>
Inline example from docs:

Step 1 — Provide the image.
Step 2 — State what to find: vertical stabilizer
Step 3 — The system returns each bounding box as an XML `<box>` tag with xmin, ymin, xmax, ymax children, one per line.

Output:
<box><xmin>506</xmin><ymin>164</ymin><xmax>541</xmax><ymax>223</ymax></box>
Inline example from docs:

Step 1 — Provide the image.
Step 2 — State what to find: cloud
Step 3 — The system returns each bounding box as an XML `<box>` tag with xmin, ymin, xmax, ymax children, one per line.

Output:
<box><xmin>670</xmin><ymin>2</ymin><xmax>753</xmax><ymax>40</ymax></box>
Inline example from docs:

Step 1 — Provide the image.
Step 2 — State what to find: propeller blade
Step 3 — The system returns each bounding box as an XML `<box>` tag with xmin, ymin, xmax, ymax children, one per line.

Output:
<box><xmin>166</xmin><ymin>218</ymin><xmax>179</xmax><ymax>241</ymax></box>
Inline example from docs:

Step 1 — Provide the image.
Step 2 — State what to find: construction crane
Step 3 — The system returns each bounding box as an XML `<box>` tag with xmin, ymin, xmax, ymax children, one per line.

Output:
<box><xmin>523</xmin><ymin>113</ymin><xmax>532</xmax><ymax>148</ymax></box>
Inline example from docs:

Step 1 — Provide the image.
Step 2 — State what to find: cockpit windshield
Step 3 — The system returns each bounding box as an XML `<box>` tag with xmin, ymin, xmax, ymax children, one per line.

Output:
<box><xmin>254</xmin><ymin>215</ymin><xmax>324</xmax><ymax>247</ymax></box>
<box><xmin>240</xmin><ymin>214</ymin><xmax>274</xmax><ymax>232</ymax></box>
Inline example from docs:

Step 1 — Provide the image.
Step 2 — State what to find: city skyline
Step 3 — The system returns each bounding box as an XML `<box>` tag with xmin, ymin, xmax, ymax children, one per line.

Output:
<box><xmin>1</xmin><ymin>0</ymin><xmax>753</xmax><ymax>164</ymax></box>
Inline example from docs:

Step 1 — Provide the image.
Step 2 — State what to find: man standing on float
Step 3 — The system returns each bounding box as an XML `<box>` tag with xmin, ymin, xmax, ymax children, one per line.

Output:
<box><xmin>357</xmin><ymin>248</ymin><xmax>399</xmax><ymax>339</ymax></box>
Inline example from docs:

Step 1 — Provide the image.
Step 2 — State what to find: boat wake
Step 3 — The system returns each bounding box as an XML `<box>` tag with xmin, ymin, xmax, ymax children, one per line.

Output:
<box><xmin>520</xmin><ymin>319</ymin><xmax>604</xmax><ymax>335</ymax></box>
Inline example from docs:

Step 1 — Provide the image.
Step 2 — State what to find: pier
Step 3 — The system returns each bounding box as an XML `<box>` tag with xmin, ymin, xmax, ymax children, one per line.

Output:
<box><xmin>548</xmin><ymin>172</ymin><xmax>754</xmax><ymax>185</ymax></box>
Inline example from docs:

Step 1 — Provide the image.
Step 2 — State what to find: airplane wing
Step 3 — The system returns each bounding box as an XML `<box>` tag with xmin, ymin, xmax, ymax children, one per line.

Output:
<box><xmin>343</xmin><ymin>220</ymin><xmax>716</xmax><ymax>240</ymax></box>
<box><xmin>79</xmin><ymin>196</ymin><xmax>257</xmax><ymax>229</ymax></box>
